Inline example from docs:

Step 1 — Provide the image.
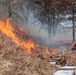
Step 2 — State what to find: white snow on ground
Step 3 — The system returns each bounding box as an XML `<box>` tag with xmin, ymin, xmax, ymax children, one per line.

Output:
<box><xmin>58</xmin><ymin>66</ymin><xmax>76</xmax><ymax>69</ymax></box>
<box><xmin>54</xmin><ymin>70</ymin><xmax>74</xmax><ymax>75</ymax></box>
<box><xmin>50</xmin><ymin>62</ymin><xmax>56</xmax><ymax>65</ymax></box>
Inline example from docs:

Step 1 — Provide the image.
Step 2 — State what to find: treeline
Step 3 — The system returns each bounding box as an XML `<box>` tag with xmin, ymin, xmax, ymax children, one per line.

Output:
<box><xmin>0</xmin><ymin>0</ymin><xmax>76</xmax><ymax>41</ymax></box>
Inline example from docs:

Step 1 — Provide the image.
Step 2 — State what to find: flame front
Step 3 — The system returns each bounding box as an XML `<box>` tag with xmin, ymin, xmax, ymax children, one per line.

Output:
<box><xmin>51</xmin><ymin>49</ymin><xmax>57</xmax><ymax>56</ymax></box>
<box><xmin>44</xmin><ymin>48</ymin><xmax>50</xmax><ymax>55</ymax></box>
<box><xmin>0</xmin><ymin>18</ymin><xmax>41</xmax><ymax>55</ymax></box>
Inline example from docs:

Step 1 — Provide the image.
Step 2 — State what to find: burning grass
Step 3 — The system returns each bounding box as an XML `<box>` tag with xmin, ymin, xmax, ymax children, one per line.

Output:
<box><xmin>0</xmin><ymin>26</ymin><xmax>56</xmax><ymax>75</ymax></box>
<box><xmin>0</xmin><ymin>18</ymin><xmax>57</xmax><ymax>75</ymax></box>
<box><xmin>0</xmin><ymin>18</ymin><xmax>76</xmax><ymax>75</ymax></box>
<box><xmin>0</xmin><ymin>18</ymin><xmax>41</xmax><ymax>55</ymax></box>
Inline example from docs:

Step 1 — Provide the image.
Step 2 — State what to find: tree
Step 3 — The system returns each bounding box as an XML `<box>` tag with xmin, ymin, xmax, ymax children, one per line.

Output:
<box><xmin>0</xmin><ymin>0</ymin><xmax>76</xmax><ymax>42</ymax></box>
<box><xmin>72</xmin><ymin>0</ymin><xmax>75</xmax><ymax>42</ymax></box>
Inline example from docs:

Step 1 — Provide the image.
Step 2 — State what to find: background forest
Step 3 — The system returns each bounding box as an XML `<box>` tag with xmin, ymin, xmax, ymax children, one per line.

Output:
<box><xmin>0</xmin><ymin>0</ymin><xmax>76</xmax><ymax>43</ymax></box>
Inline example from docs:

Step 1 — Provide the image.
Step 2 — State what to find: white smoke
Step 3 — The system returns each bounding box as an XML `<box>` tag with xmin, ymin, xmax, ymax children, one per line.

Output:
<box><xmin>21</xmin><ymin>11</ymin><xmax>74</xmax><ymax>45</ymax></box>
<box><xmin>0</xmin><ymin>3</ymin><xmax>74</xmax><ymax>45</ymax></box>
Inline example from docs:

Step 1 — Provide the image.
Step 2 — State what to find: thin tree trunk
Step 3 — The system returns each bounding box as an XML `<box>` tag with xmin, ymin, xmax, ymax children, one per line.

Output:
<box><xmin>72</xmin><ymin>2</ymin><xmax>75</xmax><ymax>42</ymax></box>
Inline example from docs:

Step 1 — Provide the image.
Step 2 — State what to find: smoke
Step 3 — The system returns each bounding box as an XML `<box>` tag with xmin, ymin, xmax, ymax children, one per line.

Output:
<box><xmin>20</xmin><ymin>10</ymin><xmax>73</xmax><ymax>45</ymax></box>
<box><xmin>0</xmin><ymin>3</ymin><xmax>73</xmax><ymax>45</ymax></box>
<box><xmin>19</xmin><ymin>11</ymin><xmax>49</xmax><ymax>41</ymax></box>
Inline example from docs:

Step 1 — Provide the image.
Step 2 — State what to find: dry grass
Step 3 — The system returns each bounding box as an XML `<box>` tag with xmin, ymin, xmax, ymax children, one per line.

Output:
<box><xmin>65</xmin><ymin>50</ymin><xmax>76</xmax><ymax>66</ymax></box>
<box><xmin>0</xmin><ymin>32</ymin><xmax>56</xmax><ymax>75</ymax></box>
<box><xmin>0</xmin><ymin>31</ymin><xmax>76</xmax><ymax>75</ymax></box>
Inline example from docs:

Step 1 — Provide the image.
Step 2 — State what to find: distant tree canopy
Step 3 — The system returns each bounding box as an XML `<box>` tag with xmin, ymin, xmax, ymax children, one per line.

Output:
<box><xmin>0</xmin><ymin>0</ymin><xmax>76</xmax><ymax>36</ymax></box>
<box><xmin>26</xmin><ymin>0</ymin><xmax>76</xmax><ymax>36</ymax></box>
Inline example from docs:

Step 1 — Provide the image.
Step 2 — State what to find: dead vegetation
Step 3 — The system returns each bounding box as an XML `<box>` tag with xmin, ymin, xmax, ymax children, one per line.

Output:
<box><xmin>0</xmin><ymin>32</ymin><xmax>56</xmax><ymax>75</ymax></box>
<box><xmin>65</xmin><ymin>50</ymin><xmax>76</xmax><ymax>66</ymax></box>
<box><xmin>0</xmin><ymin>31</ymin><xmax>76</xmax><ymax>75</ymax></box>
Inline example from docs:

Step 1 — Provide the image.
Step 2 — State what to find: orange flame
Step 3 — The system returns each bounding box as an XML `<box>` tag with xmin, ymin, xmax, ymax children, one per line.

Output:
<box><xmin>44</xmin><ymin>48</ymin><xmax>50</xmax><ymax>55</ymax></box>
<box><xmin>0</xmin><ymin>18</ymin><xmax>41</xmax><ymax>55</ymax></box>
<box><xmin>51</xmin><ymin>49</ymin><xmax>57</xmax><ymax>56</ymax></box>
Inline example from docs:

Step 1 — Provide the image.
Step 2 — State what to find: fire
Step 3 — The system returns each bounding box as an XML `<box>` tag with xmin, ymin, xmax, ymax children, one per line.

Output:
<box><xmin>44</xmin><ymin>48</ymin><xmax>50</xmax><ymax>55</ymax></box>
<box><xmin>0</xmin><ymin>18</ymin><xmax>41</xmax><ymax>55</ymax></box>
<box><xmin>51</xmin><ymin>49</ymin><xmax>57</xmax><ymax>56</ymax></box>
<box><xmin>18</xmin><ymin>28</ymin><xmax>28</xmax><ymax>35</ymax></box>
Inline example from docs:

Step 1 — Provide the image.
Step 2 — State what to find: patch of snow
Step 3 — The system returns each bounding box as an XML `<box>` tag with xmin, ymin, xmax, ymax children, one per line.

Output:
<box><xmin>54</xmin><ymin>70</ymin><xmax>74</xmax><ymax>75</ymax></box>
<box><xmin>58</xmin><ymin>66</ymin><xmax>76</xmax><ymax>69</ymax></box>
<box><xmin>50</xmin><ymin>62</ymin><xmax>56</xmax><ymax>65</ymax></box>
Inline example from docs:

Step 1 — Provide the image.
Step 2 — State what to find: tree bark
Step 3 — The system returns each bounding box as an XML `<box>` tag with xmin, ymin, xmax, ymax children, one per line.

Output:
<box><xmin>72</xmin><ymin>2</ymin><xmax>75</xmax><ymax>42</ymax></box>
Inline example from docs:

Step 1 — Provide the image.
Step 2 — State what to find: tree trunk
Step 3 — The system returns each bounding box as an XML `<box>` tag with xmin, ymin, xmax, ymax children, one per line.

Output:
<box><xmin>72</xmin><ymin>2</ymin><xmax>75</xmax><ymax>42</ymax></box>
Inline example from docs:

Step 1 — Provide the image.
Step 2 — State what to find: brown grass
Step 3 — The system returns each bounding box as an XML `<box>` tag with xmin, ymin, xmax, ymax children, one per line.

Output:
<box><xmin>65</xmin><ymin>50</ymin><xmax>76</xmax><ymax>66</ymax></box>
<box><xmin>0</xmin><ymin>32</ymin><xmax>56</xmax><ymax>75</ymax></box>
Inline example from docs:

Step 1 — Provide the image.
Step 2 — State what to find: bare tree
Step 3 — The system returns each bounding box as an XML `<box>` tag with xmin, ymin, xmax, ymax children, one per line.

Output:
<box><xmin>0</xmin><ymin>0</ymin><xmax>76</xmax><ymax>42</ymax></box>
